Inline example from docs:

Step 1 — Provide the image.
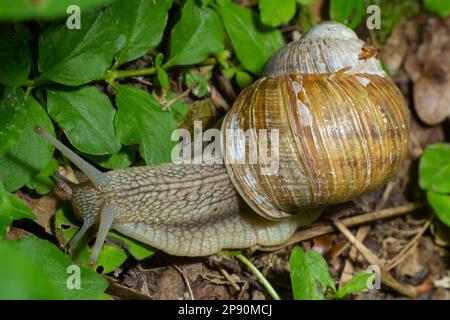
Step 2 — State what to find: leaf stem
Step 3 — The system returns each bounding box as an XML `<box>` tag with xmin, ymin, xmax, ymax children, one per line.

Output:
<box><xmin>235</xmin><ymin>253</ymin><xmax>281</xmax><ymax>300</ymax></box>
<box><xmin>24</xmin><ymin>79</ymin><xmax>35</xmax><ymax>87</ymax></box>
<box><xmin>106</xmin><ymin>67</ymin><xmax>157</xmax><ymax>81</ymax></box>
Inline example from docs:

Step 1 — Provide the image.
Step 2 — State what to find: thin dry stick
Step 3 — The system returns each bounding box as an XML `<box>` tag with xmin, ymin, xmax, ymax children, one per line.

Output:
<box><xmin>332</xmin><ymin>218</ymin><xmax>417</xmax><ymax>298</ymax></box>
<box><xmin>386</xmin><ymin>220</ymin><xmax>431</xmax><ymax>270</ymax></box>
<box><xmin>376</xmin><ymin>180</ymin><xmax>396</xmax><ymax>211</ymax></box>
<box><xmin>340</xmin><ymin>225</ymin><xmax>371</xmax><ymax>284</ymax></box>
<box><xmin>173</xmin><ymin>264</ymin><xmax>195</xmax><ymax>300</ymax></box>
<box><xmin>217</xmin><ymin>266</ymin><xmax>241</xmax><ymax>291</ymax></box>
<box><xmin>283</xmin><ymin>202</ymin><xmax>423</xmax><ymax>246</ymax></box>
<box><xmin>238</xmin><ymin>281</ymin><xmax>249</xmax><ymax>300</ymax></box>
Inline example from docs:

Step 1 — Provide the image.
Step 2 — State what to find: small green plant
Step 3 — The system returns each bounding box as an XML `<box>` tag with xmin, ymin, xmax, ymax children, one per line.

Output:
<box><xmin>419</xmin><ymin>143</ymin><xmax>450</xmax><ymax>227</ymax></box>
<box><xmin>289</xmin><ymin>246</ymin><xmax>376</xmax><ymax>300</ymax></box>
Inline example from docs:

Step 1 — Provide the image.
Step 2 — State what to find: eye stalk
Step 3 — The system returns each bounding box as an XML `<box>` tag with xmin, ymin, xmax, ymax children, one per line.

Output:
<box><xmin>34</xmin><ymin>125</ymin><xmax>110</xmax><ymax>188</ymax></box>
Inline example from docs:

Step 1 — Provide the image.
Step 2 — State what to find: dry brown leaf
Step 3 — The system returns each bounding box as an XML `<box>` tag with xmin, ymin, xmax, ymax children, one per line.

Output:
<box><xmin>412</xmin><ymin>17</ymin><xmax>450</xmax><ymax>124</ymax></box>
<box><xmin>381</xmin><ymin>25</ymin><xmax>408</xmax><ymax>75</ymax></box>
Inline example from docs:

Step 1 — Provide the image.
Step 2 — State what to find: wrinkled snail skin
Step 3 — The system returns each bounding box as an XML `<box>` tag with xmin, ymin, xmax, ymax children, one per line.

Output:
<box><xmin>71</xmin><ymin>164</ymin><xmax>315</xmax><ymax>257</ymax></box>
<box><xmin>36</xmin><ymin>22</ymin><xmax>410</xmax><ymax>263</ymax></box>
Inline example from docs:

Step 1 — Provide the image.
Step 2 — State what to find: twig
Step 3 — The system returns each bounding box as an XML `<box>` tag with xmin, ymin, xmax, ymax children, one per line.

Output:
<box><xmin>332</xmin><ymin>218</ymin><xmax>417</xmax><ymax>298</ymax></box>
<box><xmin>237</xmin><ymin>281</ymin><xmax>249</xmax><ymax>300</ymax></box>
<box><xmin>340</xmin><ymin>225</ymin><xmax>371</xmax><ymax>284</ymax></box>
<box><xmin>217</xmin><ymin>266</ymin><xmax>241</xmax><ymax>291</ymax></box>
<box><xmin>386</xmin><ymin>220</ymin><xmax>431</xmax><ymax>270</ymax></box>
<box><xmin>235</xmin><ymin>253</ymin><xmax>281</xmax><ymax>300</ymax></box>
<box><xmin>279</xmin><ymin>202</ymin><xmax>423</xmax><ymax>247</ymax></box>
<box><xmin>173</xmin><ymin>264</ymin><xmax>195</xmax><ymax>300</ymax></box>
<box><xmin>162</xmin><ymin>86</ymin><xmax>192</xmax><ymax>110</ymax></box>
<box><xmin>376</xmin><ymin>181</ymin><xmax>396</xmax><ymax>211</ymax></box>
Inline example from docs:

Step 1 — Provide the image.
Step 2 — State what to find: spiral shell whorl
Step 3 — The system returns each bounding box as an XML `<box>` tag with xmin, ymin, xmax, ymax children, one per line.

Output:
<box><xmin>263</xmin><ymin>22</ymin><xmax>384</xmax><ymax>76</ymax></box>
<box><xmin>224</xmin><ymin>22</ymin><xmax>410</xmax><ymax>220</ymax></box>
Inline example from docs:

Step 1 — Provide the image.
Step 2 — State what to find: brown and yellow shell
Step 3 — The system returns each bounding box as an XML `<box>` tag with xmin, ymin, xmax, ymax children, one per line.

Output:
<box><xmin>222</xmin><ymin>22</ymin><xmax>411</xmax><ymax>220</ymax></box>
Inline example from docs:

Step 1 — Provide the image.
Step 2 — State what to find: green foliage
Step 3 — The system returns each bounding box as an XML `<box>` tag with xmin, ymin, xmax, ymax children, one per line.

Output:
<box><xmin>289</xmin><ymin>246</ymin><xmax>335</xmax><ymax>299</ymax></box>
<box><xmin>0</xmin><ymin>0</ymin><xmax>112</xmax><ymax>21</ymax></box>
<box><xmin>335</xmin><ymin>271</ymin><xmax>375</xmax><ymax>298</ymax></box>
<box><xmin>26</xmin><ymin>159</ymin><xmax>58</xmax><ymax>194</ymax></box>
<box><xmin>329</xmin><ymin>0</ymin><xmax>365</xmax><ymax>29</ymax></box>
<box><xmin>0</xmin><ymin>87</ymin><xmax>29</xmax><ymax>155</ymax></box>
<box><xmin>185</xmin><ymin>69</ymin><xmax>209</xmax><ymax>98</ymax></box>
<box><xmin>297</xmin><ymin>0</ymin><xmax>318</xmax><ymax>5</ymax></box>
<box><xmin>112</xmin><ymin>0</ymin><xmax>172</xmax><ymax>66</ymax></box>
<box><xmin>87</xmin><ymin>146</ymin><xmax>136</xmax><ymax>170</ymax></box>
<box><xmin>0</xmin><ymin>236</ymin><xmax>109</xmax><ymax>299</ymax></box>
<box><xmin>235</xmin><ymin>70</ymin><xmax>253</xmax><ymax>88</ymax></box>
<box><xmin>0</xmin><ymin>183</ymin><xmax>35</xmax><ymax>239</ymax></box>
<box><xmin>419</xmin><ymin>144</ymin><xmax>450</xmax><ymax>227</ymax></box>
<box><xmin>427</xmin><ymin>191</ymin><xmax>450</xmax><ymax>227</ymax></box>
<box><xmin>166</xmin><ymin>0</ymin><xmax>224</xmax><ymax>67</ymax></box>
<box><xmin>424</xmin><ymin>0</ymin><xmax>450</xmax><ymax>18</ymax></box>
<box><xmin>0</xmin><ymin>88</ymin><xmax>54</xmax><ymax>192</ymax></box>
<box><xmin>37</xmin><ymin>7</ymin><xmax>124</xmax><ymax>86</ymax></box>
<box><xmin>169</xmin><ymin>99</ymin><xmax>190</xmax><ymax>124</ymax></box>
<box><xmin>0</xmin><ymin>24</ymin><xmax>31</xmax><ymax>86</ymax></box>
<box><xmin>47</xmin><ymin>86</ymin><xmax>121</xmax><ymax>155</ymax></box>
<box><xmin>259</xmin><ymin>0</ymin><xmax>297</xmax><ymax>27</ymax></box>
<box><xmin>214</xmin><ymin>0</ymin><xmax>285</xmax><ymax>75</ymax></box>
<box><xmin>289</xmin><ymin>247</ymin><xmax>373</xmax><ymax>299</ymax></box>
<box><xmin>155</xmin><ymin>53</ymin><xmax>170</xmax><ymax>90</ymax></box>
<box><xmin>419</xmin><ymin>144</ymin><xmax>450</xmax><ymax>194</ymax></box>
<box><xmin>115</xmin><ymin>84</ymin><xmax>178</xmax><ymax>165</ymax></box>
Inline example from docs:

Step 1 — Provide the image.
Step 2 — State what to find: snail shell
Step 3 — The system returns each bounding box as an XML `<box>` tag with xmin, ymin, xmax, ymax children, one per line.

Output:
<box><xmin>223</xmin><ymin>22</ymin><xmax>410</xmax><ymax>220</ymax></box>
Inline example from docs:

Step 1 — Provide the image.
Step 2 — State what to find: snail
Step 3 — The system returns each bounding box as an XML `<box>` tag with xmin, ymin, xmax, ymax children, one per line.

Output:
<box><xmin>35</xmin><ymin>22</ymin><xmax>410</xmax><ymax>265</ymax></box>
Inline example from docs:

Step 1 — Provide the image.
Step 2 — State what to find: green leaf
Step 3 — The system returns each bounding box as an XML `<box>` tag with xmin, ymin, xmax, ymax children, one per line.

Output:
<box><xmin>427</xmin><ymin>191</ymin><xmax>450</xmax><ymax>227</ymax></box>
<box><xmin>424</xmin><ymin>0</ymin><xmax>450</xmax><ymax>18</ymax></box>
<box><xmin>329</xmin><ymin>0</ymin><xmax>365</xmax><ymax>29</ymax></box>
<box><xmin>166</xmin><ymin>0</ymin><xmax>224</xmax><ymax>67</ymax></box>
<box><xmin>235</xmin><ymin>69</ymin><xmax>253</xmax><ymax>88</ymax></box>
<box><xmin>0</xmin><ymin>24</ymin><xmax>31</xmax><ymax>86</ymax></box>
<box><xmin>0</xmin><ymin>89</ymin><xmax>54</xmax><ymax>192</ymax></box>
<box><xmin>0</xmin><ymin>236</ymin><xmax>109</xmax><ymax>299</ymax></box>
<box><xmin>112</xmin><ymin>0</ymin><xmax>172</xmax><ymax>66</ymax></box>
<box><xmin>215</xmin><ymin>0</ymin><xmax>285</xmax><ymax>75</ymax></box>
<box><xmin>419</xmin><ymin>143</ymin><xmax>450</xmax><ymax>194</ymax></box>
<box><xmin>156</xmin><ymin>53</ymin><xmax>170</xmax><ymax>90</ymax></box>
<box><xmin>0</xmin><ymin>0</ymin><xmax>113</xmax><ymax>21</ymax></box>
<box><xmin>87</xmin><ymin>146</ymin><xmax>135</xmax><ymax>170</ymax></box>
<box><xmin>0</xmin><ymin>183</ymin><xmax>35</xmax><ymax>239</ymax></box>
<box><xmin>289</xmin><ymin>246</ymin><xmax>336</xmax><ymax>300</ymax></box>
<box><xmin>169</xmin><ymin>99</ymin><xmax>189</xmax><ymax>124</ymax></box>
<box><xmin>0</xmin><ymin>87</ymin><xmax>29</xmax><ymax>155</ymax></box>
<box><xmin>297</xmin><ymin>0</ymin><xmax>318</xmax><ymax>5</ymax></box>
<box><xmin>0</xmin><ymin>240</ymin><xmax>59</xmax><ymax>299</ymax></box>
<box><xmin>37</xmin><ymin>7</ymin><xmax>125</xmax><ymax>86</ymax></box>
<box><xmin>47</xmin><ymin>86</ymin><xmax>121</xmax><ymax>155</ymax></box>
<box><xmin>26</xmin><ymin>159</ymin><xmax>58</xmax><ymax>195</ymax></box>
<box><xmin>259</xmin><ymin>0</ymin><xmax>296</xmax><ymax>27</ymax></box>
<box><xmin>109</xmin><ymin>231</ymin><xmax>155</xmax><ymax>261</ymax></box>
<box><xmin>115</xmin><ymin>84</ymin><xmax>178</xmax><ymax>165</ymax></box>
<box><xmin>185</xmin><ymin>69</ymin><xmax>209</xmax><ymax>98</ymax></box>
<box><xmin>335</xmin><ymin>271</ymin><xmax>374</xmax><ymax>298</ymax></box>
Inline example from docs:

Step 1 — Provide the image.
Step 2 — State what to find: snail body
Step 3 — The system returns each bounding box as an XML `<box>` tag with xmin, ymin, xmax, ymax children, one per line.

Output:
<box><xmin>36</xmin><ymin>22</ymin><xmax>410</xmax><ymax>264</ymax></box>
